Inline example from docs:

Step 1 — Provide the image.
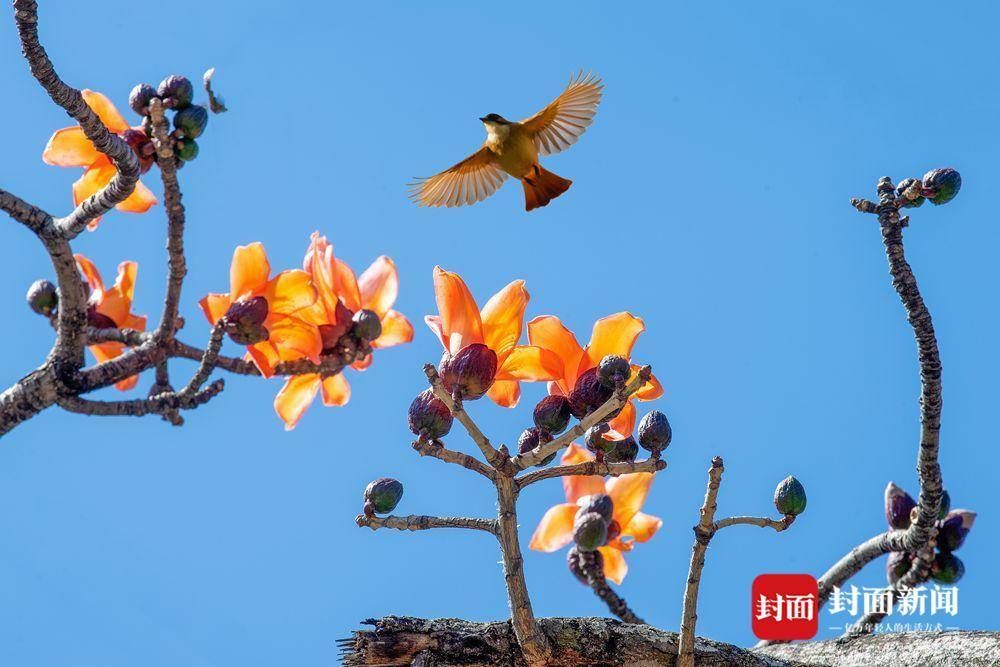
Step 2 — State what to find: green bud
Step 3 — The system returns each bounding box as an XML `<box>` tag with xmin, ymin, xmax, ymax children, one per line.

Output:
<box><xmin>894</xmin><ymin>178</ymin><xmax>925</xmax><ymax>208</ymax></box>
<box><xmin>173</xmin><ymin>104</ymin><xmax>209</xmax><ymax>138</ymax></box>
<box><xmin>572</xmin><ymin>511</ymin><xmax>608</xmax><ymax>551</ymax></box>
<box><xmin>364</xmin><ymin>477</ymin><xmax>403</xmax><ymax>515</ymax></box>
<box><xmin>921</xmin><ymin>168</ymin><xmax>961</xmax><ymax>206</ymax></box>
<box><xmin>576</xmin><ymin>493</ymin><xmax>613</xmax><ymax>522</ymax></box>
<box><xmin>26</xmin><ymin>279</ymin><xmax>57</xmax><ymax>316</ymax></box>
<box><xmin>938</xmin><ymin>489</ymin><xmax>951</xmax><ymax>520</ymax></box>
<box><xmin>351</xmin><ymin>308</ymin><xmax>382</xmax><ymax>341</ymax></box>
<box><xmin>176</xmin><ymin>138</ymin><xmax>199</xmax><ymax>162</ymax></box>
<box><xmin>931</xmin><ymin>551</ymin><xmax>965</xmax><ymax>584</ymax></box>
<box><xmin>774</xmin><ymin>475</ymin><xmax>807</xmax><ymax>516</ymax></box>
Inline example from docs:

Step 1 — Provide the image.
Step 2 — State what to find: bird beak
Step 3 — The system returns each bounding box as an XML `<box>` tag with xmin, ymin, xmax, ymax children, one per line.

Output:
<box><xmin>479</xmin><ymin>116</ymin><xmax>487</xmax><ymax>122</ymax></box>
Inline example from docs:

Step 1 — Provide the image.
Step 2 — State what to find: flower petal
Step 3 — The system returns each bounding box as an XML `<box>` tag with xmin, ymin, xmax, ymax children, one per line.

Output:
<box><xmin>351</xmin><ymin>354</ymin><xmax>373</xmax><ymax>371</ymax></box>
<box><xmin>632</xmin><ymin>365</ymin><xmax>664</xmax><ymax>401</ymax></box>
<box><xmin>303</xmin><ymin>233</ymin><xmax>341</xmax><ymax>319</ymax></box>
<box><xmin>229</xmin><ymin>242</ymin><xmax>271</xmax><ymax>300</ymax></box>
<box><xmin>527</xmin><ymin>315</ymin><xmax>584</xmax><ymax>395</ymax></box>
<box><xmin>480</xmin><ymin>280</ymin><xmax>527</xmax><ymax>364</ymax></box>
<box><xmin>622</xmin><ymin>511</ymin><xmax>662</xmax><ymax>544</ymax></box>
<box><xmin>528</xmin><ymin>503</ymin><xmax>577</xmax><ymax>552</ymax></box>
<box><xmin>247</xmin><ymin>342</ymin><xmax>278</xmax><ymax>378</ymax></box>
<box><xmin>497</xmin><ymin>345</ymin><xmax>562</xmax><ymax>381</ymax></box>
<box><xmin>358</xmin><ymin>256</ymin><xmax>399</xmax><ymax>318</ymax></box>
<box><xmin>81</xmin><ymin>90</ymin><xmax>129</xmax><ymax>133</ymax></box>
<box><xmin>432</xmin><ymin>266</ymin><xmax>483</xmax><ymax>355</ymax></box>
<box><xmin>265</xmin><ymin>269</ymin><xmax>317</xmax><ymax>316</ymax></box>
<box><xmin>334</xmin><ymin>258</ymin><xmax>361</xmax><ymax>312</ymax></box>
<box><xmin>89</xmin><ymin>342</ymin><xmax>139</xmax><ymax>391</ymax></box>
<box><xmin>74</xmin><ymin>254</ymin><xmax>104</xmax><ymax>293</ymax></box>
<box><xmin>43</xmin><ymin>126</ymin><xmax>99</xmax><ymax>167</ymax></box>
<box><xmin>607</xmin><ymin>472</ymin><xmax>655</xmax><ymax>530</ymax></box>
<box><xmin>321</xmin><ymin>373</ymin><xmax>351</xmax><ymax>406</ymax></box>
<box><xmin>581</xmin><ymin>312</ymin><xmax>646</xmax><ymax>375</ymax></box>
<box><xmin>115</xmin><ymin>179</ymin><xmax>157</xmax><ymax>213</ymax></box>
<box><xmin>486</xmin><ymin>379</ymin><xmax>520</xmax><ymax>408</ymax></box>
<box><xmin>73</xmin><ymin>161</ymin><xmax>116</xmax><ymax>208</ymax></box>
<box><xmin>372</xmin><ymin>309</ymin><xmax>414</xmax><ymax>349</ymax></box>
<box><xmin>267</xmin><ymin>316</ymin><xmax>322</xmax><ymax>363</ymax></box>
<box><xmin>424</xmin><ymin>315</ymin><xmax>447</xmax><ymax>349</ymax></box>
<box><xmin>98</xmin><ymin>261</ymin><xmax>139</xmax><ymax>326</ymax></box>
<box><xmin>598</xmin><ymin>546</ymin><xmax>628</xmax><ymax>584</ymax></box>
<box><xmin>561</xmin><ymin>444</ymin><xmax>605</xmax><ymax>503</ymax></box>
<box><xmin>274</xmin><ymin>374</ymin><xmax>321</xmax><ymax>430</ymax></box>
<box><xmin>199</xmin><ymin>293</ymin><xmax>232</xmax><ymax>324</ymax></box>
<box><xmin>606</xmin><ymin>400</ymin><xmax>636</xmax><ymax>440</ymax></box>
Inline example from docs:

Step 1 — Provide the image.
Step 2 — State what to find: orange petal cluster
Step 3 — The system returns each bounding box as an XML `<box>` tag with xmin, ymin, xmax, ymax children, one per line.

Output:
<box><xmin>527</xmin><ymin>313</ymin><xmax>663</xmax><ymax>438</ymax></box>
<box><xmin>76</xmin><ymin>254</ymin><xmax>147</xmax><ymax>391</ymax></box>
<box><xmin>529</xmin><ymin>443</ymin><xmax>662</xmax><ymax>584</ymax></box>
<box><xmin>424</xmin><ymin>267</ymin><xmax>561</xmax><ymax>407</ymax></box>
<box><xmin>43</xmin><ymin>90</ymin><xmax>156</xmax><ymax>230</ymax></box>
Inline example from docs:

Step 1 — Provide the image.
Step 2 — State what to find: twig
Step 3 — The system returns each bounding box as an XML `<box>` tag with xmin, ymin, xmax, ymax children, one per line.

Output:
<box><xmin>0</xmin><ymin>187</ymin><xmax>53</xmax><ymax>235</ymax></box>
<box><xmin>57</xmin><ymin>379</ymin><xmax>224</xmax><ymax>417</ymax></box>
<box><xmin>512</xmin><ymin>366</ymin><xmax>652</xmax><ymax>470</ymax></box>
<box><xmin>578</xmin><ymin>549</ymin><xmax>645</xmax><ymax>624</ymax></box>
<box><xmin>355</xmin><ymin>513</ymin><xmax>498</xmax><ymax>536</ymax></box>
<box><xmin>422</xmin><ymin>363</ymin><xmax>510</xmax><ymax>473</ymax></box>
<box><xmin>412</xmin><ymin>438</ymin><xmax>496</xmax><ymax>480</ymax></box>
<box><xmin>517</xmin><ymin>457</ymin><xmax>666</xmax><ymax>489</ymax></box>
<box><xmin>178</xmin><ymin>324</ymin><xmax>224</xmax><ymax>396</ymax></box>
<box><xmin>714</xmin><ymin>515</ymin><xmax>795</xmax><ymax>531</ymax></box>
<box><xmin>677</xmin><ymin>456</ymin><xmax>724</xmax><ymax>667</ymax></box>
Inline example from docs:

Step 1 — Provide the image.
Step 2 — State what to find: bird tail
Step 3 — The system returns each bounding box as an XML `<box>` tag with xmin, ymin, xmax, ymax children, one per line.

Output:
<box><xmin>522</xmin><ymin>165</ymin><xmax>572</xmax><ymax>211</ymax></box>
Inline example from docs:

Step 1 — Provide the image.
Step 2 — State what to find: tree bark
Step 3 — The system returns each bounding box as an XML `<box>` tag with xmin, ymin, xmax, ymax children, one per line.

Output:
<box><xmin>342</xmin><ymin>618</ymin><xmax>1000</xmax><ymax>666</ymax></box>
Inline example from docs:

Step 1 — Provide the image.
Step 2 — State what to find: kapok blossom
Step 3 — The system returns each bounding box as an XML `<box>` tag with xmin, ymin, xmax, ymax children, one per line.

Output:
<box><xmin>43</xmin><ymin>90</ymin><xmax>157</xmax><ymax>230</ymax></box>
<box><xmin>529</xmin><ymin>443</ymin><xmax>662</xmax><ymax>584</ymax></box>
<box><xmin>273</xmin><ymin>233</ymin><xmax>414</xmax><ymax>430</ymax></box>
<box><xmin>199</xmin><ymin>242</ymin><xmax>321</xmax><ymax>378</ymax></box>
<box><xmin>527</xmin><ymin>312</ymin><xmax>663</xmax><ymax>438</ymax></box>
<box><xmin>75</xmin><ymin>254</ymin><xmax>147</xmax><ymax>391</ymax></box>
<box><xmin>425</xmin><ymin>267</ymin><xmax>561</xmax><ymax>407</ymax></box>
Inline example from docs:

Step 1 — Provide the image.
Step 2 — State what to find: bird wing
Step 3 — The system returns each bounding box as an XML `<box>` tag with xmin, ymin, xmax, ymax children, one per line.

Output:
<box><xmin>519</xmin><ymin>71</ymin><xmax>603</xmax><ymax>156</ymax></box>
<box><xmin>408</xmin><ymin>147</ymin><xmax>508</xmax><ymax>208</ymax></box>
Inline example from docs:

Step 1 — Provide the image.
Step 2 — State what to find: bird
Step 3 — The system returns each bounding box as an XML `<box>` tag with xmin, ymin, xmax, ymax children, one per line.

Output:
<box><xmin>408</xmin><ymin>71</ymin><xmax>603</xmax><ymax>212</ymax></box>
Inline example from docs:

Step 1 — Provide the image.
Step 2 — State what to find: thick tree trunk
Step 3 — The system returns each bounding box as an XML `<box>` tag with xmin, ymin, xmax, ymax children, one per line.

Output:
<box><xmin>341</xmin><ymin>617</ymin><xmax>1000</xmax><ymax>666</ymax></box>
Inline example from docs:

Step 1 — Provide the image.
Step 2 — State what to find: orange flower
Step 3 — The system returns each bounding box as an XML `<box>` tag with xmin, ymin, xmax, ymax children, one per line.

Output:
<box><xmin>43</xmin><ymin>90</ymin><xmax>157</xmax><ymax>230</ymax></box>
<box><xmin>273</xmin><ymin>233</ymin><xmax>414</xmax><ymax>430</ymax></box>
<box><xmin>199</xmin><ymin>242</ymin><xmax>321</xmax><ymax>378</ymax></box>
<box><xmin>527</xmin><ymin>312</ymin><xmax>663</xmax><ymax>438</ymax></box>
<box><xmin>529</xmin><ymin>443</ymin><xmax>662</xmax><ymax>584</ymax></box>
<box><xmin>75</xmin><ymin>254</ymin><xmax>147</xmax><ymax>391</ymax></box>
<box><xmin>424</xmin><ymin>267</ymin><xmax>562</xmax><ymax>408</ymax></box>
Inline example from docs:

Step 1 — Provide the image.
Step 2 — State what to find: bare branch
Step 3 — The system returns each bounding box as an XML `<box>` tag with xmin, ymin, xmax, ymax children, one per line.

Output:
<box><xmin>516</xmin><ymin>457</ymin><xmax>665</xmax><ymax>489</ymax></box>
<box><xmin>57</xmin><ymin>378</ymin><xmax>224</xmax><ymax>417</ymax></box>
<box><xmin>14</xmin><ymin>0</ymin><xmax>141</xmax><ymax>238</ymax></box>
<box><xmin>0</xmin><ymin>187</ymin><xmax>54</xmax><ymax>234</ymax></box>
<box><xmin>356</xmin><ymin>513</ymin><xmax>498</xmax><ymax>536</ymax></box>
<box><xmin>578</xmin><ymin>549</ymin><xmax>644</xmax><ymax>624</ymax></box>
<box><xmin>412</xmin><ymin>438</ymin><xmax>496</xmax><ymax>480</ymax></box>
<box><xmin>715</xmin><ymin>514</ymin><xmax>795</xmax><ymax>532</ymax></box>
<box><xmin>513</xmin><ymin>366</ymin><xmax>652</xmax><ymax>470</ymax></box>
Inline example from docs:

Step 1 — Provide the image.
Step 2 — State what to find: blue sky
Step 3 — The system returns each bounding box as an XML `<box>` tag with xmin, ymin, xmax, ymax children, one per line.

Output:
<box><xmin>0</xmin><ymin>2</ymin><xmax>996</xmax><ymax>665</ymax></box>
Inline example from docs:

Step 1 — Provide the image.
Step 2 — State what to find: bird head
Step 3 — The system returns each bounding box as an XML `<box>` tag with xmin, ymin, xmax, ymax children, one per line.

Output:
<box><xmin>479</xmin><ymin>113</ymin><xmax>510</xmax><ymax>126</ymax></box>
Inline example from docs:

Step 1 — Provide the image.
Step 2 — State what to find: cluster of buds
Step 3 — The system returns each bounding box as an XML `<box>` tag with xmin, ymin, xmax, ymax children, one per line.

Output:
<box><xmin>363</xmin><ymin>477</ymin><xmax>404</xmax><ymax>517</ymax></box>
<box><xmin>129</xmin><ymin>75</ymin><xmax>209</xmax><ymax>167</ymax></box>
<box><xmin>566</xmin><ymin>493</ymin><xmax>616</xmax><ymax>584</ymax></box>
<box><xmin>895</xmin><ymin>168</ymin><xmax>962</xmax><ymax>208</ymax></box>
<box><xmin>884</xmin><ymin>482</ymin><xmax>976</xmax><ymax>585</ymax></box>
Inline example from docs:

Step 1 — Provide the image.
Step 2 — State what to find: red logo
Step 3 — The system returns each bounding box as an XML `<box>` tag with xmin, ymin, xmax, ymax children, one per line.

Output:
<box><xmin>751</xmin><ymin>574</ymin><xmax>819</xmax><ymax>640</ymax></box>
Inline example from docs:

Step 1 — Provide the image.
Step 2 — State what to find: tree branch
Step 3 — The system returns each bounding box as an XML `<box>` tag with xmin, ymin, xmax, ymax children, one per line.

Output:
<box><xmin>412</xmin><ymin>438</ymin><xmax>496</xmax><ymax>480</ymax></box>
<box><xmin>0</xmin><ymin>187</ymin><xmax>54</xmax><ymax>234</ymax></box>
<box><xmin>355</xmin><ymin>513</ymin><xmax>499</xmax><ymax>535</ymax></box>
<box><xmin>578</xmin><ymin>549</ymin><xmax>645</xmax><ymax>624</ymax></box>
<box><xmin>516</xmin><ymin>457</ymin><xmax>666</xmax><ymax>489</ymax></box>
<box><xmin>714</xmin><ymin>515</ymin><xmax>795</xmax><ymax>532</ymax></box>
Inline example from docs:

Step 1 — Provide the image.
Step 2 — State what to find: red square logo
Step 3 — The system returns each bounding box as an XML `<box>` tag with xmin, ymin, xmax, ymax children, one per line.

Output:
<box><xmin>751</xmin><ymin>574</ymin><xmax>819</xmax><ymax>640</ymax></box>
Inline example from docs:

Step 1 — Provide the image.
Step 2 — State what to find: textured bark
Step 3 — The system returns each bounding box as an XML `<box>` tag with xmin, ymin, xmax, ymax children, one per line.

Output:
<box><xmin>756</xmin><ymin>630</ymin><xmax>1000</xmax><ymax>667</ymax></box>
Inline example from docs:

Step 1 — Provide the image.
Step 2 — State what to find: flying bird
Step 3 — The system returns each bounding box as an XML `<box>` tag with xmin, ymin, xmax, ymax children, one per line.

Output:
<box><xmin>409</xmin><ymin>72</ymin><xmax>603</xmax><ymax>212</ymax></box>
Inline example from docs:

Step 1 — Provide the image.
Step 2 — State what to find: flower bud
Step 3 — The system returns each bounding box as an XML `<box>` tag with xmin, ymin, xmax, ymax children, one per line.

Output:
<box><xmin>597</xmin><ymin>354</ymin><xmax>630</xmax><ymax>388</ymax></box>
<box><xmin>439</xmin><ymin>343</ymin><xmax>497</xmax><ymax>400</ymax></box>
<box><xmin>407</xmin><ymin>389</ymin><xmax>453</xmax><ymax>439</ymax></box>
<box><xmin>584</xmin><ymin>423</ymin><xmax>615</xmax><ymax>454</ymax></box>
<box><xmin>937</xmin><ymin>510</ymin><xmax>975</xmax><ymax>552</ymax></box>
<box><xmin>351</xmin><ymin>308</ymin><xmax>382</xmax><ymax>342</ymax></box>
<box><xmin>318</xmin><ymin>301</ymin><xmax>356</xmax><ymax>355</ymax></box>
<box><xmin>605</xmin><ymin>436</ymin><xmax>639</xmax><ymax>463</ymax></box>
<box><xmin>931</xmin><ymin>551</ymin><xmax>965</xmax><ymax>584</ymax></box>
<box><xmin>567</xmin><ymin>367</ymin><xmax>614</xmax><ymax>419</ymax></box>
<box><xmin>884</xmin><ymin>482</ymin><xmax>917</xmax><ymax>530</ymax></box>
<box><xmin>173</xmin><ymin>104</ymin><xmax>209</xmax><ymax>139</ymax></box>
<box><xmin>128</xmin><ymin>83</ymin><xmax>158</xmax><ymax>116</ymax></box>
<box><xmin>120</xmin><ymin>129</ymin><xmax>155</xmax><ymax>173</ymax></box>
<box><xmin>938</xmin><ymin>489</ymin><xmax>951</xmax><ymax>520</ymax></box>
<box><xmin>567</xmin><ymin>545</ymin><xmax>602</xmax><ymax>585</ymax></box>
<box><xmin>86</xmin><ymin>305</ymin><xmax>117</xmax><ymax>329</ymax></box>
<box><xmin>576</xmin><ymin>493</ymin><xmax>614</xmax><ymax>522</ymax></box>
<box><xmin>921</xmin><ymin>168</ymin><xmax>961</xmax><ymax>206</ymax></box>
<box><xmin>886</xmin><ymin>551</ymin><xmax>913</xmax><ymax>586</ymax></box>
<box><xmin>774</xmin><ymin>475</ymin><xmax>807</xmax><ymax>516</ymax></box>
<box><xmin>533</xmin><ymin>395</ymin><xmax>571</xmax><ymax>435</ymax></box>
<box><xmin>363</xmin><ymin>477</ymin><xmax>403</xmax><ymax>515</ymax></box>
<box><xmin>157</xmin><ymin>75</ymin><xmax>194</xmax><ymax>108</ymax></box>
<box><xmin>894</xmin><ymin>178</ymin><xmax>925</xmax><ymax>208</ymax></box>
<box><xmin>637</xmin><ymin>410</ymin><xmax>672</xmax><ymax>453</ymax></box>
<box><xmin>26</xmin><ymin>279</ymin><xmax>57</xmax><ymax>316</ymax></box>
<box><xmin>176</xmin><ymin>138</ymin><xmax>199</xmax><ymax>162</ymax></box>
<box><xmin>573</xmin><ymin>511</ymin><xmax>608</xmax><ymax>551</ymax></box>
<box><xmin>517</xmin><ymin>427</ymin><xmax>555</xmax><ymax>466</ymax></box>
<box><xmin>223</xmin><ymin>296</ymin><xmax>269</xmax><ymax>345</ymax></box>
